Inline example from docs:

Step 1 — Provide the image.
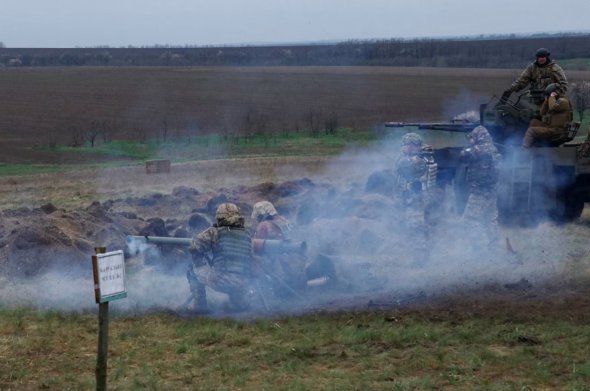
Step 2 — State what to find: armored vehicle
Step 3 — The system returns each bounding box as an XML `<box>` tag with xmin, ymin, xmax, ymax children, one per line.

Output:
<box><xmin>384</xmin><ymin>89</ymin><xmax>589</xmax><ymax>223</ymax></box>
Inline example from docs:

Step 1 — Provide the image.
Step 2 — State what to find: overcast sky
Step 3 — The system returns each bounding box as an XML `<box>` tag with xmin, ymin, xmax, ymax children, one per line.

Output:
<box><xmin>1</xmin><ymin>0</ymin><xmax>589</xmax><ymax>48</ymax></box>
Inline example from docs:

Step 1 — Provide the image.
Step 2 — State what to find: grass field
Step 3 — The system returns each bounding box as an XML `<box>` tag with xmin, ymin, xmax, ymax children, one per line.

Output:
<box><xmin>1</xmin><ymin>66</ymin><xmax>590</xmax><ymax>390</ymax></box>
<box><xmin>1</xmin><ymin>66</ymin><xmax>589</xmax><ymax>166</ymax></box>
<box><xmin>2</xmin><ymin>291</ymin><xmax>590</xmax><ymax>390</ymax></box>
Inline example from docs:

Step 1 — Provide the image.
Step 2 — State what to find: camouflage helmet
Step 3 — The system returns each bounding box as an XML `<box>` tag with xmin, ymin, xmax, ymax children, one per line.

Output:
<box><xmin>251</xmin><ymin>200</ymin><xmax>278</xmax><ymax>221</ymax></box>
<box><xmin>215</xmin><ymin>203</ymin><xmax>242</xmax><ymax>224</ymax></box>
<box><xmin>467</xmin><ymin>125</ymin><xmax>493</xmax><ymax>145</ymax></box>
<box><xmin>535</xmin><ymin>47</ymin><xmax>550</xmax><ymax>58</ymax></box>
<box><xmin>401</xmin><ymin>132</ymin><xmax>423</xmax><ymax>146</ymax></box>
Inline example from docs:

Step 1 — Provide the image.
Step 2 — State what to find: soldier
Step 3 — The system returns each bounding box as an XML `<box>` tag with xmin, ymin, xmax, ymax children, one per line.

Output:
<box><xmin>420</xmin><ymin>143</ymin><xmax>441</xmax><ymax>227</ymax></box>
<box><xmin>522</xmin><ymin>83</ymin><xmax>574</xmax><ymax>147</ymax></box>
<box><xmin>459</xmin><ymin>125</ymin><xmax>502</xmax><ymax>252</ymax></box>
<box><xmin>186</xmin><ymin>203</ymin><xmax>253</xmax><ymax>313</ymax></box>
<box><xmin>394</xmin><ymin>132</ymin><xmax>431</xmax><ymax>266</ymax></box>
<box><xmin>501</xmin><ymin>47</ymin><xmax>568</xmax><ymax>102</ymax></box>
<box><xmin>251</xmin><ymin>200</ymin><xmax>307</xmax><ymax>295</ymax></box>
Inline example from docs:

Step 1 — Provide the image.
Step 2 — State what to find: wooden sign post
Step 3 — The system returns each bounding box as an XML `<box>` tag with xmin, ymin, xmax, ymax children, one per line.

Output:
<box><xmin>92</xmin><ymin>248</ymin><xmax>127</xmax><ymax>391</ymax></box>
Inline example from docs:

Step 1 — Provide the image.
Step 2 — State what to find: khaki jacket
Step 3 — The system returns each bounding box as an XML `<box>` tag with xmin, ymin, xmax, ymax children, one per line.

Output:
<box><xmin>540</xmin><ymin>95</ymin><xmax>573</xmax><ymax>129</ymax></box>
<box><xmin>511</xmin><ymin>61</ymin><xmax>568</xmax><ymax>93</ymax></box>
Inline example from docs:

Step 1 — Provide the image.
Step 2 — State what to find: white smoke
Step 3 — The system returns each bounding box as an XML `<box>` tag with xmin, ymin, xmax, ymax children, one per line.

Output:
<box><xmin>0</xmin><ymin>131</ymin><xmax>588</xmax><ymax>316</ymax></box>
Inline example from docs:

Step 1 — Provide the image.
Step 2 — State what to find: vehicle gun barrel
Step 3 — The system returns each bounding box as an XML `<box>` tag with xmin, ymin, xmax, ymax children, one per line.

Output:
<box><xmin>384</xmin><ymin>122</ymin><xmax>479</xmax><ymax>132</ymax></box>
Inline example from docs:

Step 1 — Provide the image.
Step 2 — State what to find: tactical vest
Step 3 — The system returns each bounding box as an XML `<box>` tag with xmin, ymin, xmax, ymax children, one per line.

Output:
<box><xmin>465</xmin><ymin>147</ymin><xmax>500</xmax><ymax>192</ymax></box>
<box><xmin>212</xmin><ymin>226</ymin><xmax>252</xmax><ymax>276</ymax></box>
<box><xmin>420</xmin><ymin>151</ymin><xmax>438</xmax><ymax>191</ymax></box>
<box><xmin>531</xmin><ymin>63</ymin><xmax>560</xmax><ymax>91</ymax></box>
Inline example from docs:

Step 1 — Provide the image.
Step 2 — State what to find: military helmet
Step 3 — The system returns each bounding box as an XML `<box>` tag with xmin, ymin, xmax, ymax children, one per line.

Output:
<box><xmin>544</xmin><ymin>83</ymin><xmax>558</xmax><ymax>96</ymax></box>
<box><xmin>535</xmin><ymin>47</ymin><xmax>550</xmax><ymax>58</ymax></box>
<box><xmin>215</xmin><ymin>203</ymin><xmax>242</xmax><ymax>221</ymax></box>
<box><xmin>467</xmin><ymin>125</ymin><xmax>493</xmax><ymax>144</ymax></box>
<box><xmin>251</xmin><ymin>200</ymin><xmax>278</xmax><ymax>221</ymax></box>
<box><xmin>401</xmin><ymin>132</ymin><xmax>423</xmax><ymax>146</ymax></box>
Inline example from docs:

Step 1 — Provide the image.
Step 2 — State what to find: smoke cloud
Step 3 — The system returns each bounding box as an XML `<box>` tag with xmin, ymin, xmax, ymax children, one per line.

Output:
<box><xmin>0</xmin><ymin>130</ymin><xmax>588</xmax><ymax>317</ymax></box>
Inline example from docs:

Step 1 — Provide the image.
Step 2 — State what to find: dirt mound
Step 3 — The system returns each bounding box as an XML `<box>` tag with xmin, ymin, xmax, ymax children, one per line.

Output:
<box><xmin>0</xmin><ymin>172</ymin><xmax>589</xmax><ymax>320</ymax></box>
<box><xmin>0</xmin><ymin>178</ymin><xmax>330</xmax><ymax>277</ymax></box>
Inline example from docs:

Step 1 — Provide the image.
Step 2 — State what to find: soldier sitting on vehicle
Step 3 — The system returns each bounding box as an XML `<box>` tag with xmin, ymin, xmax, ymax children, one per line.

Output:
<box><xmin>522</xmin><ymin>83</ymin><xmax>573</xmax><ymax>147</ymax></box>
<box><xmin>251</xmin><ymin>200</ymin><xmax>307</xmax><ymax>296</ymax></box>
<box><xmin>186</xmin><ymin>203</ymin><xmax>254</xmax><ymax>314</ymax></box>
<box><xmin>501</xmin><ymin>47</ymin><xmax>568</xmax><ymax>104</ymax></box>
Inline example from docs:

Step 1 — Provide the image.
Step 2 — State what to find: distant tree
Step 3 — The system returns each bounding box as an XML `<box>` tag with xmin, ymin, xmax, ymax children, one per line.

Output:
<box><xmin>305</xmin><ymin>108</ymin><xmax>322</xmax><ymax>136</ymax></box>
<box><xmin>569</xmin><ymin>81</ymin><xmax>590</xmax><ymax>123</ymax></box>
<box><xmin>69</xmin><ymin>125</ymin><xmax>85</xmax><ymax>147</ymax></box>
<box><xmin>324</xmin><ymin>111</ymin><xmax>339</xmax><ymax>135</ymax></box>
<box><xmin>0</xmin><ymin>41</ymin><xmax>5</xmax><ymax>48</ymax></box>
<box><xmin>87</xmin><ymin>120</ymin><xmax>102</xmax><ymax>147</ymax></box>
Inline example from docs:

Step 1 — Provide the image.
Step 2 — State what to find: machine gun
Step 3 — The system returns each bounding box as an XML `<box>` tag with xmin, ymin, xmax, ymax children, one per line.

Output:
<box><xmin>382</xmin><ymin>88</ymin><xmax>588</xmax><ymax>223</ymax></box>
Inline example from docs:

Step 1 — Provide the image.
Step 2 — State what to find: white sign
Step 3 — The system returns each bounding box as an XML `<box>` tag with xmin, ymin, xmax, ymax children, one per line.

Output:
<box><xmin>92</xmin><ymin>250</ymin><xmax>127</xmax><ymax>303</ymax></box>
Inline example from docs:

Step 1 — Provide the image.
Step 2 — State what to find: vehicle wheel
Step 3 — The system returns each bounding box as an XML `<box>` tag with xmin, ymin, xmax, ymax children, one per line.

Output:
<box><xmin>550</xmin><ymin>191</ymin><xmax>584</xmax><ymax>222</ymax></box>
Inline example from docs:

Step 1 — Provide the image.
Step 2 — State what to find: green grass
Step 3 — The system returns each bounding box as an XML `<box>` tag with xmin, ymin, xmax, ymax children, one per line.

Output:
<box><xmin>1</xmin><ymin>128</ymin><xmax>378</xmax><ymax>177</ymax></box>
<box><xmin>63</xmin><ymin>129</ymin><xmax>378</xmax><ymax>161</ymax></box>
<box><xmin>1</xmin><ymin>308</ymin><xmax>589</xmax><ymax>390</ymax></box>
<box><xmin>559</xmin><ymin>58</ymin><xmax>590</xmax><ymax>71</ymax></box>
<box><xmin>0</xmin><ymin>163</ymin><xmax>63</xmax><ymax>176</ymax></box>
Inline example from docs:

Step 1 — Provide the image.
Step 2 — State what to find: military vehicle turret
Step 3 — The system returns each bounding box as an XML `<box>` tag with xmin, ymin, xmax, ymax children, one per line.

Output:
<box><xmin>383</xmin><ymin>88</ymin><xmax>589</xmax><ymax>223</ymax></box>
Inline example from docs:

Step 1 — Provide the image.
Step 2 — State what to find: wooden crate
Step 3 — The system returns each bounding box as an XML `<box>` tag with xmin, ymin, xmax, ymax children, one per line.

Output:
<box><xmin>145</xmin><ymin>159</ymin><xmax>171</xmax><ymax>174</ymax></box>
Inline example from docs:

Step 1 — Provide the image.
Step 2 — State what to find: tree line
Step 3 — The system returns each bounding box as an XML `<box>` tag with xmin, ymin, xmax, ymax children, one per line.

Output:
<box><xmin>1</xmin><ymin>33</ymin><xmax>590</xmax><ymax>69</ymax></box>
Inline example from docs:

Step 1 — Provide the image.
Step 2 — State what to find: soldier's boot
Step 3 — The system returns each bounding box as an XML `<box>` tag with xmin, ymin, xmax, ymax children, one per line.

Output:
<box><xmin>225</xmin><ymin>292</ymin><xmax>250</xmax><ymax>313</ymax></box>
<box><xmin>188</xmin><ymin>284</ymin><xmax>210</xmax><ymax>314</ymax></box>
<box><xmin>186</xmin><ymin>266</ymin><xmax>210</xmax><ymax>314</ymax></box>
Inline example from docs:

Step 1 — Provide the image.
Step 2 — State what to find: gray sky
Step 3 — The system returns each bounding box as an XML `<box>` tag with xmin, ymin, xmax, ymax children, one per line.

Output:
<box><xmin>1</xmin><ymin>0</ymin><xmax>589</xmax><ymax>48</ymax></box>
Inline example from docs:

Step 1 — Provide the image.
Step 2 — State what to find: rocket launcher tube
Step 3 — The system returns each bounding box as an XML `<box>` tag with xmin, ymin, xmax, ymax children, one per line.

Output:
<box><xmin>125</xmin><ymin>235</ymin><xmax>306</xmax><ymax>255</ymax></box>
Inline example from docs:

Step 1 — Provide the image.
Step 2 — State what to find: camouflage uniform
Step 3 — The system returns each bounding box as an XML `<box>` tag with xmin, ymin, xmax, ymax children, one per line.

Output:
<box><xmin>460</xmin><ymin>126</ymin><xmax>502</xmax><ymax>251</ymax></box>
<box><xmin>251</xmin><ymin>201</ymin><xmax>307</xmax><ymax>294</ymax></box>
<box><xmin>522</xmin><ymin>85</ymin><xmax>573</xmax><ymax>147</ymax></box>
<box><xmin>187</xmin><ymin>203</ymin><xmax>253</xmax><ymax>312</ymax></box>
<box><xmin>508</xmin><ymin>55</ymin><xmax>568</xmax><ymax>94</ymax></box>
<box><xmin>420</xmin><ymin>144</ymin><xmax>441</xmax><ymax>227</ymax></box>
<box><xmin>394</xmin><ymin>133</ymin><xmax>431</xmax><ymax>265</ymax></box>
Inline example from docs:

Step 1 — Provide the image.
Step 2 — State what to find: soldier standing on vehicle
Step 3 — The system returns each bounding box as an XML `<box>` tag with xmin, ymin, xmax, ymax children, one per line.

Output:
<box><xmin>251</xmin><ymin>200</ymin><xmax>307</xmax><ymax>295</ymax></box>
<box><xmin>522</xmin><ymin>83</ymin><xmax>574</xmax><ymax>147</ymax></box>
<box><xmin>186</xmin><ymin>203</ymin><xmax>253</xmax><ymax>313</ymax></box>
<box><xmin>459</xmin><ymin>125</ymin><xmax>502</xmax><ymax>252</ymax></box>
<box><xmin>501</xmin><ymin>47</ymin><xmax>568</xmax><ymax>102</ymax></box>
<box><xmin>394</xmin><ymin>132</ymin><xmax>432</xmax><ymax>266</ymax></box>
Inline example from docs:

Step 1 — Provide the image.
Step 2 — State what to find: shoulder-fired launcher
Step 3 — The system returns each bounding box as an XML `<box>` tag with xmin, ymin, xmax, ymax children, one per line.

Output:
<box><xmin>126</xmin><ymin>235</ymin><xmax>306</xmax><ymax>256</ymax></box>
